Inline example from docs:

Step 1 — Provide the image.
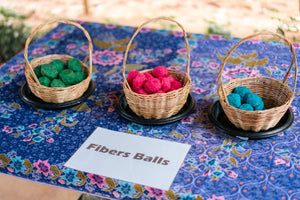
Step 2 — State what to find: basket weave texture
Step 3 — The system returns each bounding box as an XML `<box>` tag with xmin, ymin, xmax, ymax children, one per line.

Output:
<box><xmin>24</xmin><ymin>19</ymin><xmax>93</xmax><ymax>103</ymax></box>
<box><xmin>217</xmin><ymin>32</ymin><xmax>297</xmax><ymax>132</ymax></box>
<box><xmin>122</xmin><ymin>17</ymin><xmax>191</xmax><ymax>119</ymax></box>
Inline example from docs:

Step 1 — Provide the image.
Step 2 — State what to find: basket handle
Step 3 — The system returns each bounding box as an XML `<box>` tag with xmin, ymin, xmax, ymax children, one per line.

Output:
<box><xmin>122</xmin><ymin>17</ymin><xmax>190</xmax><ymax>89</ymax></box>
<box><xmin>217</xmin><ymin>31</ymin><xmax>297</xmax><ymax>105</ymax></box>
<box><xmin>24</xmin><ymin>18</ymin><xmax>93</xmax><ymax>84</ymax></box>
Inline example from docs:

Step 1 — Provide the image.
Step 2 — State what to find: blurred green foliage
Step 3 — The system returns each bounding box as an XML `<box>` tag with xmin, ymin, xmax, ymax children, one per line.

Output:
<box><xmin>156</xmin><ymin>15</ymin><xmax>178</xmax><ymax>30</ymax></box>
<box><xmin>271</xmin><ymin>15</ymin><xmax>300</xmax><ymax>43</ymax></box>
<box><xmin>104</xmin><ymin>17</ymin><xmax>120</xmax><ymax>25</ymax></box>
<box><xmin>204</xmin><ymin>19</ymin><xmax>231</xmax><ymax>36</ymax></box>
<box><xmin>0</xmin><ymin>7</ymin><xmax>31</xmax><ymax>63</ymax></box>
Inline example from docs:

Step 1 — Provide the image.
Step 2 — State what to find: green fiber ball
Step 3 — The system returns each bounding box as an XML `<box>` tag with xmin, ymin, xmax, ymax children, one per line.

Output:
<box><xmin>227</xmin><ymin>93</ymin><xmax>241</xmax><ymax>108</ymax></box>
<box><xmin>38</xmin><ymin>76</ymin><xmax>51</xmax><ymax>87</ymax></box>
<box><xmin>239</xmin><ymin>104</ymin><xmax>254</xmax><ymax>111</ymax></box>
<box><xmin>52</xmin><ymin>59</ymin><xmax>65</xmax><ymax>72</ymax></box>
<box><xmin>50</xmin><ymin>79</ymin><xmax>66</xmax><ymax>88</ymax></box>
<box><xmin>68</xmin><ymin>58</ymin><xmax>82</xmax><ymax>72</ymax></box>
<box><xmin>233</xmin><ymin>86</ymin><xmax>252</xmax><ymax>99</ymax></box>
<box><xmin>243</xmin><ymin>93</ymin><xmax>263</xmax><ymax>108</ymax></box>
<box><xmin>59</xmin><ymin>69</ymin><xmax>76</xmax><ymax>85</ymax></box>
<box><xmin>34</xmin><ymin>65</ymin><xmax>42</xmax><ymax>78</ymax></box>
<box><xmin>40</xmin><ymin>64</ymin><xmax>58</xmax><ymax>80</ymax></box>
<box><xmin>74</xmin><ymin>71</ymin><xmax>86</xmax><ymax>84</ymax></box>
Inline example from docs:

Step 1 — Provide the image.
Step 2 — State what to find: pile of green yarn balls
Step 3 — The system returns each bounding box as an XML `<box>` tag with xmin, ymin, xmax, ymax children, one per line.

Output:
<box><xmin>227</xmin><ymin>86</ymin><xmax>264</xmax><ymax>111</ymax></box>
<box><xmin>34</xmin><ymin>58</ymin><xmax>86</xmax><ymax>88</ymax></box>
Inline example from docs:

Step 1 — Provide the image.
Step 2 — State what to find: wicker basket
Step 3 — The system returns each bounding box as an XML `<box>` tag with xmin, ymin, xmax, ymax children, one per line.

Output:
<box><xmin>24</xmin><ymin>19</ymin><xmax>93</xmax><ymax>103</ymax></box>
<box><xmin>217</xmin><ymin>32</ymin><xmax>297</xmax><ymax>132</ymax></box>
<box><xmin>122</xmin><ymin>17</ymin><xmax>191</xmax><ymax>119</ymax></box>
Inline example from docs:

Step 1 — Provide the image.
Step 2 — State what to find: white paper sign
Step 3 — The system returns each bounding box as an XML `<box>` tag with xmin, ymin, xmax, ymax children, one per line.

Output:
<box><xmin>64</xmin><ymin>127</ymin><xmax>191</xmax><ymax>190</ymax></box>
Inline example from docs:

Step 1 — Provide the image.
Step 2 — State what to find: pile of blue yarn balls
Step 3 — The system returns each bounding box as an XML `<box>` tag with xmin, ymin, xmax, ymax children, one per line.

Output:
<box><xmin>227</xmin><ymin>86</ymin><xmax>264</xmax><ymax>111</ymax></box>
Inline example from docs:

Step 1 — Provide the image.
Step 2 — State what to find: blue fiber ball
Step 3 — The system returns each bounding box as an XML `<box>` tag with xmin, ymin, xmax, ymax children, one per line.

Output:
<box><xmin>239</xmin><ymin>104</ymin><xmax>254</xmax><ymax>111</ymax></box>
<box><xmin>243</xmin><ymin>93</ymin><xmax>263</xmax><ymax>108</ymax></box>
<box><xmin>233</xmin><ymin>86</ymin><xmax>252</xmax><ymax>99</ymax></box>
<box><xmin>227</xmin><ymin>93</ymin><xmax>241</xmax><ymax>108</ymax></box>
<box><xmin>254</xmin><ymin>100</ymin><xmax>264</xmax><ymax>111</ymax></box>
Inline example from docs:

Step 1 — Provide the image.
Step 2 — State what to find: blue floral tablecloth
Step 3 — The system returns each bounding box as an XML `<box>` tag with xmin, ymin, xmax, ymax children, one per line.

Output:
<box><xmin>1</xmin><ymin>21</ymin><xmax>300</xmax><ymax>200</ymax></box>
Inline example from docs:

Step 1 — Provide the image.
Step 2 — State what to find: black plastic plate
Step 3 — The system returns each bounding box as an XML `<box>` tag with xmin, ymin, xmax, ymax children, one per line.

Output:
<box><xmin>19</xmin><ymin>80</ymin><xmax>95</xmax><ymax>110</ymax></box>
<box><xmin>208</xmin><ymin>101</ymin><xmax>294</xmax><ymax>140</ymax></box>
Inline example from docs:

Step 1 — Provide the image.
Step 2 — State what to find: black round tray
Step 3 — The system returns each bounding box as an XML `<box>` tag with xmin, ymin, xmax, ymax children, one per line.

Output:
<box><xmin>208</xmin><ymin>101</ymin><xmax>294</xmax><ymax>140</ymax></box>
<box><xmin>19</xmin><ymin>80</ymin><xmax>95</xmax><ymax>110</ymax></box>
<box><xmin>116</xmin><ymin>93</ymin><xmax>195</xmax><ymax>126</ymax></box>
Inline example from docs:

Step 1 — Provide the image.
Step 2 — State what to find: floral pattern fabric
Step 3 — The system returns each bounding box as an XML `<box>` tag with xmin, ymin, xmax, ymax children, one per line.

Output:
<box><xmin>0</xmin><ymin>21</ymin><xmax>300</xmax><ymax>200</ymax></box>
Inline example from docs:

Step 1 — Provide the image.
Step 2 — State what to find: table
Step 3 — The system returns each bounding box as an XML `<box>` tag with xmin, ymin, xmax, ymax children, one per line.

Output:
<box><xmin>1</xmin><ymin>20</ymin><xmax>300</xmax><ymax>200</ymax></box>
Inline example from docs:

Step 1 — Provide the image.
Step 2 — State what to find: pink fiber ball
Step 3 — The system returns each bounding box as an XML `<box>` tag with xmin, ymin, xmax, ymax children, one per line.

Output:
<box><xmin>137</xmin><ymin>88</ymin><xmax>148</xmax><ymax>95</ymax></box>
<box><xmin>156</xmin><ymin>90</ymin><xmax>165</xmax><ymax>94</ymax></box>
<box><xmin>144</xmin><ymin>72</ymin><xmax>154</xmax><ymax>80</ymax></box>
<box><xmin>160</xmin><ymin>77</ymin><xmax>171</xmax><ymax>92</ymax></box>
<box><xmin>152</xmin><ymin>66</ymin><xmax>168</xmax><ymax>78</ymax></box>
<box><xmin>144</xmin><ymin>78</ymin><xmax>161</xmax><ymax>94</ymax></box>
<box><xmin>127</xmin><ymin>71</ymin><xmax>140</xmax><ymax>85</ymax></box>
<box><xmin>170</xmin><ymin>79</ymin><xmax>183</xmax><ymax>91</ymax></box>
<box><xmin>132</xmin><ymin>73</ymin><xmax>146</xmax><ymax>91</ymax></box>
<box><xmin>168</xmin><ymin>76</ymin><xmax>176</xmax><ymax>83</ymax></box>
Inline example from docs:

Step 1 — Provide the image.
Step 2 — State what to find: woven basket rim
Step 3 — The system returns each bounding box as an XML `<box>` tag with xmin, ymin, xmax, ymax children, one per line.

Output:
<box><xmin>123</xmin><ymin>71</ymin><xmax>191</xmax><ymax>97</ymax></box>
<box><xmin>218</xmin><ymin>95</ymin><xmax>294</xmax><ymax>113</ymax></box>
<box><xmin>25</xmin><ymin>54</ymin><xmax>92</xmax><ymax>90</ymax></box>
<box><xmin>220</xmin><ymin>75</ymin><xmax>294</xmax><ymax>109</ymax></box>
